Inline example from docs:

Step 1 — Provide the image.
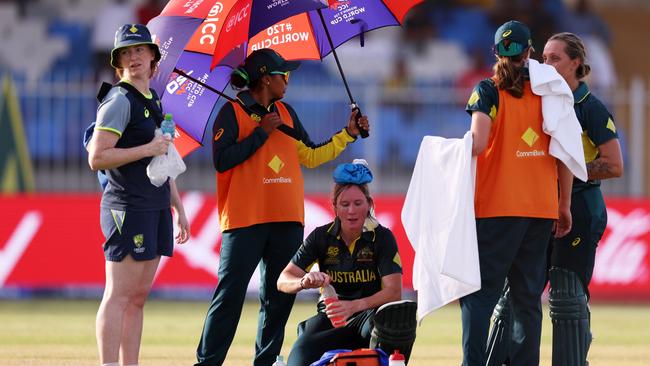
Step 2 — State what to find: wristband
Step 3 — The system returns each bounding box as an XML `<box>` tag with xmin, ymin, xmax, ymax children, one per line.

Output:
<box><xmin>299</xmin><ymin>276</ymin><xmax>307</xmax><ymax>290</ymax></box>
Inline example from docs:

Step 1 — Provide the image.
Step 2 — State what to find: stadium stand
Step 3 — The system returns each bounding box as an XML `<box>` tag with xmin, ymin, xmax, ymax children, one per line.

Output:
<box><xmin>0</xmin><ymin>0</ymin><xmax>646</xmax><ymax>195</ymax></box>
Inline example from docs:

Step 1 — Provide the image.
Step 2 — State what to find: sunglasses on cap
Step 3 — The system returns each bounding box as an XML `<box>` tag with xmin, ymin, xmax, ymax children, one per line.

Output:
<box><xmin>269</xmin><ymin>71</ymin><xmax>290</xmax><ymax>83</ymax></box>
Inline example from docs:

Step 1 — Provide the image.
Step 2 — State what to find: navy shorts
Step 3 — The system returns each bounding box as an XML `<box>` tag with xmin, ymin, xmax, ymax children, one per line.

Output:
<box><xmin>100</xmin><ymin>208</ymin><xmax>173</xmax><ymax>262</ymax></box>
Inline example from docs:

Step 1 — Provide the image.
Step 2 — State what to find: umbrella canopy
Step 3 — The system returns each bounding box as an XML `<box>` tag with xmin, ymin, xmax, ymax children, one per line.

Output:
<box><xmin>208</xmin><ymin>0</ymin><xmax>329</xmax><ymax>69</ymax></box>
<box><xmin>149</xmin><ymin>0</ymin><xmax>424</xmax><ymax>155</ymax></box>
<box><xmin>147</xmin><ymin>0</ymin><xmax>327</xmax><ymax>156</ymax></box>
<box><xmin>223</xmin><ymin>0</ymin><xmax>425</xmax><ymax>138</ymax></box>
<box><xmin>244</xmin><ymin>0</ymin><xmax>423</xmax><ymax>63</ymax></box>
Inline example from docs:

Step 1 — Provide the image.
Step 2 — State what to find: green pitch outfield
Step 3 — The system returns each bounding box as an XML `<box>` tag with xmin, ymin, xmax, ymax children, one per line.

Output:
<box><xmin>0</xmin><ymin>299</ymin><xmax>649</xmax><ymax>365</ymax></box>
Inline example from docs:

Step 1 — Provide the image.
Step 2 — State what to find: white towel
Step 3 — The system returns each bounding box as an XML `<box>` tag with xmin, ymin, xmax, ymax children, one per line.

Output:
<box><xmin>402</xmin><ymin>132</ymin><xmax>481</xmax><ymax>323</ymax></box>
<box><xmin>528</xmin><ymin>59</ymin><xmax>587</xmax><ymax>182</ymax></box>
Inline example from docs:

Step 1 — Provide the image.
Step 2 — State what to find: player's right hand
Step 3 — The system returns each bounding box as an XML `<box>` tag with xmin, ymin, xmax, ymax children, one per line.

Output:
<box><xmin>260</xmin><ymin>112</ymin><xmax>283</xmax><ymax>135</ymax></box>
<box><xmin>300</xmin><ymin>271</ymin><xmax>331</xmax><ymax>289</ymax></box>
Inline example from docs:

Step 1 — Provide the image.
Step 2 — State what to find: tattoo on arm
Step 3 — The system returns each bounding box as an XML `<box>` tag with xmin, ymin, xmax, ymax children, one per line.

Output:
<box><xmin>587</xmin><ymin>159</ymin><xmax>613</xmax><ymax>180</ymax></box>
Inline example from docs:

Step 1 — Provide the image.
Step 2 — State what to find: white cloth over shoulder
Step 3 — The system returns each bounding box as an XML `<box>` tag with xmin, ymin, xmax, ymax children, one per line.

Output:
<box><xmin>402</xmin><ymin>132</ymin><xmax>480</xmax><ymax>323</ymax></box>
<box><xmin>528</xmin><ymin>59</ymin><xmax>587</xmax><ymax>181</ymax></box>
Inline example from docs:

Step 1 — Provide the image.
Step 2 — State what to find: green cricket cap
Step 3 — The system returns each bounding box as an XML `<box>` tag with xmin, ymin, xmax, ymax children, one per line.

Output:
<box><xmin>243</xmin><ymin>48</ymin><xmax>300</xmax><ymax>83</ymax></box>
<box><xmin>494</xmin><ymin>20</ymin><xmax>532</xmax><ymax>57</ymax></box>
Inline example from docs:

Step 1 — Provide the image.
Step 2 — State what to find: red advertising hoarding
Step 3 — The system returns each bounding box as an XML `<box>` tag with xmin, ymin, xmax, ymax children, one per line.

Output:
<box><xmin>1</xmin><ymin>194</ymin><xmax>649</xmax><ymax>301</ymax></box>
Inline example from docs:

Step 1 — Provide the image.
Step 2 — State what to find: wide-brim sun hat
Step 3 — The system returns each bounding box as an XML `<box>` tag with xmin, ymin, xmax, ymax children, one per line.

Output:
<box><xmin>494</xmin><ymin>20</ymin><xmax>532</xmax><ymax>57</ymax></box>
<box><xmin>110</xmin><ymin>24</ymin><xmax>161</xmax><ymax>69</ymax></box>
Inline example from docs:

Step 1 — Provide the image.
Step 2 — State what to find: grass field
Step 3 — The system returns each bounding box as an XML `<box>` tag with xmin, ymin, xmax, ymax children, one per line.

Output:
<box><xmin>1</xmin><ymin>299</ymin><xmax>649</xmax><ymax>365</ymax></box>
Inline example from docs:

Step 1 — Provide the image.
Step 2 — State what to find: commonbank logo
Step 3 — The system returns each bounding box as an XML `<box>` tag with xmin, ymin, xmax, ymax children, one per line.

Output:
<box><xmin>516</xmin><ymin>127</ymin><xmax>545</xmax><ymax>158</ymax></box>
<box><xmin>268</xmin><ymin>155</ymin><xmax>285</xmax><ymax>174</ymax></box>
<box><xmin>521</xmin><ymin>127</ymin><xmax>539</xmax><ymax>147</ymax></box>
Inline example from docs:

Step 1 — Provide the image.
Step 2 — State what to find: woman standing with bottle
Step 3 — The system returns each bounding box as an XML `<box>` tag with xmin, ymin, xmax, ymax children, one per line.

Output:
<box><xmin>277</xmin><ymin>160</ymin><xmax>403</xmax><ymax>366</ymax></box>
<box><xmin>87</xmin><ymin>24</ymin><xmax>190</xmax><ymax>366</ymax></box>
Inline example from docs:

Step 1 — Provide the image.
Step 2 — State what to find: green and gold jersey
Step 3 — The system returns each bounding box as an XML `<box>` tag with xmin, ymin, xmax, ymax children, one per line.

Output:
<box><xmin>465</xmin><ymin>77</ymin><xmax>499</xmax><ymax>120</ymax></box>
<box><xmin>572</xmin><ymin>82</ymin><xmax>618</xmax><ymax>190</ymax></box>
<box><xmin>291</xmin><ymin>218</ymin><xmax>402</xmax><ymax>312</ymax></box>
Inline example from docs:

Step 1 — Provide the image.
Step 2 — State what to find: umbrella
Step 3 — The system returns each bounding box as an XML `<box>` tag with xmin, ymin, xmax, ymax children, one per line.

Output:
<box><xmin>149</xmin><ymin>0</ymin><xmax>424</xmax><ymax>152</ymax></box>
<box><xmin>147</xmin><ymin>0</ymin><xmax>327</xmax><ymax>156</ymax></box>
<box><xmin>212</xmin><ymin>0</ymin><xmax>425</xmax><ymax>137</ymax></box>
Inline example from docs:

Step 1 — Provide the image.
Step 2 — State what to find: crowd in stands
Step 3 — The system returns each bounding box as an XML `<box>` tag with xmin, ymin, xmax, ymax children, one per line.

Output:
<box><xmin>327</xmin><ymin>0</ymin><xmax>615</xmax><ymax>168</ymax></box>
<box><xmin>0</xmin><ymin>0</ymin><xmax>615</xmax><ymax>170</ymax></box>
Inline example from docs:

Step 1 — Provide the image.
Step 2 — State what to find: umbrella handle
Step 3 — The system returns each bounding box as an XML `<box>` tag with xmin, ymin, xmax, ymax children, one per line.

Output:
<box><xmin>350</xmin><ymin>103</ymin><xmax>369</xmax><ymax>139</ymax></box>
<box><xmin>316</xmin><ymin>9</ymin><xmax>368</xmax><ymax>139</ymax></box>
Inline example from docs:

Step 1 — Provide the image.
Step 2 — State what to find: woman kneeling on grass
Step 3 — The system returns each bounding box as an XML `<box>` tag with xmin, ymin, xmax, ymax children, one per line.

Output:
<box><xmin>277</xmin><ymin>160</ymin><xmax>408</xmax><ymax>366</ymax></box>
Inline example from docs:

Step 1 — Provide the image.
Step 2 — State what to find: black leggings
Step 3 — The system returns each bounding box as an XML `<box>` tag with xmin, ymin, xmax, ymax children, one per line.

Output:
<box><xmin>287</xmin><ymin>309</ymin><xmax>375</xmax><ymax>366</ymax></box>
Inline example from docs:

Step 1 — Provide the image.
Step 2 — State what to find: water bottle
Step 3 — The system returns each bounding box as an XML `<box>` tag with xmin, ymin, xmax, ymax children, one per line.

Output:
<box><xmin>272</xmin><ymin>355</ymin><xmax>287</xmax><ymax>366</ymax></box>
<box><xmin>320</xmin><ymin>284</ymin><xmax>345</xmax><ymax>328</ymax></box>
<box><xmin>388</xmin><ymin>350</ymin><xmax>406</xmax><ymax>366</ymax></box>
<box><xmin>161</xmin><ymin>113</ymin><xmax>175</xmax><ymax>138</ymax></box>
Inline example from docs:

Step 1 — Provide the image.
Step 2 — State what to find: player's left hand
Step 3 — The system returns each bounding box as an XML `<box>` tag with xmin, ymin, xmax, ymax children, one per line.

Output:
<box><xmin>175</xmin><ymin>211</ymin><xmax>190</xmax><ymax>244</ymax></box>
<box><xmin>346</xmin><ymin>109</ymin><xmax>369</xmax><ymax>137</ymax></box>
<box><xmin>554</xmin><ymin>205</ymin><xmax>571</xmax><ymax>238</ymax></box>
